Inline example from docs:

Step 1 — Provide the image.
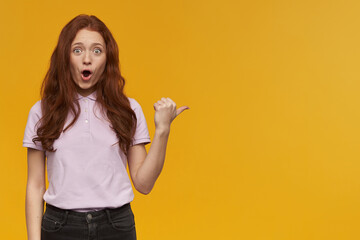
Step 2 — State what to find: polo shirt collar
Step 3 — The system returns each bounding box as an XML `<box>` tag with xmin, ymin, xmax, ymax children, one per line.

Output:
<box><xmin>75</xmin><ymin>90</ymin><xmax>97</xmax><ymax>101</ymax></box>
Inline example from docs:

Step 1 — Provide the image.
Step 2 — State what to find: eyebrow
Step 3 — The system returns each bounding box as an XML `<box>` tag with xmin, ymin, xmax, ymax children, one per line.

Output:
<box><xmin>72</xmin><ymin>42</ymin><xmax>104</xmax><ymax>47</ymax></box>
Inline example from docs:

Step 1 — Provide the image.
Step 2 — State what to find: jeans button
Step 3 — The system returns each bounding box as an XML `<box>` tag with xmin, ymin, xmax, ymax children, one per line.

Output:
<box><xmin>86</xmin><ymin>213</ymin><xmax>92</xmax><ymax>223</ymax></box>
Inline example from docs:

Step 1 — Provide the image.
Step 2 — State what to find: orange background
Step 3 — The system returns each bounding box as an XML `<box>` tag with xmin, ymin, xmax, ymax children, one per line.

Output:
<box><xmin>1</xmin><ymin>0</ymin><xmax>360</xmax><ymax>239</ymax></box>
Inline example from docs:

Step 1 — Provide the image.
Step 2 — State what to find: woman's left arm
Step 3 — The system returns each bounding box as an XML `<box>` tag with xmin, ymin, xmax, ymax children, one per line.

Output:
<box><xmin>128</xmin><ymin>97</ymin><xmax>189</xmax><ymax>195</ymax></box>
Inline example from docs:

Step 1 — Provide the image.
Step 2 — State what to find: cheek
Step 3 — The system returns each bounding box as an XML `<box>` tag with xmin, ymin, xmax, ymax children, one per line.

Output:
<box><xmin>69</xmin><ymin>63</ymin><xmax>76</xmax><ymax>75</ymax></box>
<box><xmin>69</xmin><ymin>64</ymin><xmax>78</xmax><ymax>79</ymax></box>
<box><xmin>70</xmin><ymin>55</ymin><xmax>79</xmax><ymax>66</ymax></box>
<box><xmin>69</xmin><ymin>58</ymin><xmax>78</xmax><ymax>71</ymax></box>
<box><xmin>98</xmin><ymin>58</ymin><xmax>107</xmax><ymax>72</ymax></box>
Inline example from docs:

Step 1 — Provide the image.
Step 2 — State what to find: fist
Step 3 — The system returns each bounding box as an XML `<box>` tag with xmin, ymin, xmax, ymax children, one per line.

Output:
<box><xmin>153</xmin><ymin>97</ymin><xmax>190</xmax><ymax>130</ymax></box>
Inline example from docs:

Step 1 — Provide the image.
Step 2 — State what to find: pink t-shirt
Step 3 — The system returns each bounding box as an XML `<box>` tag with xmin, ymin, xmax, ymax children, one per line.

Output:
<box><xmin>23</xmin><ymin>90</ymin><xmax>151</xmax><ymax>212</ymax></box>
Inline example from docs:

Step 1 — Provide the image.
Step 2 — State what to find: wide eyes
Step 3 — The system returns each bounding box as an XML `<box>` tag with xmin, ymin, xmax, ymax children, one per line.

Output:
<box><xmin>72</xmin><ymin>48</ymin><xmax>102</xmax><ymax>54</ymax></box>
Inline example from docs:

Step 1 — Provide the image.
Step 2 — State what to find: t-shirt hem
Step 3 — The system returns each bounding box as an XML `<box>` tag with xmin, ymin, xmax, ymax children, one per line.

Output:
<box><xmin>132</xmin><ymin>138</ymin><xmax>151</xmax><ymax>146</ymax></box>
<box><xmin>23</xmin><ymin>142</ymin><xmax>44</xmax><ymax>151</ymax></box>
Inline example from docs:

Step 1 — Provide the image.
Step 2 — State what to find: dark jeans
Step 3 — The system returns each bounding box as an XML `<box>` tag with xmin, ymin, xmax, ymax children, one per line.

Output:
<box><xmin>41</xmin><ymin>202</ymin><xmax>137</xmax><ymax>240</ymax></box>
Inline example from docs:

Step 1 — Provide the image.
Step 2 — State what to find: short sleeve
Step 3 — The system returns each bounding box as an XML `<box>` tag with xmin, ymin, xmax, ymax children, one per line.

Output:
<box><xmin>129</xmin><ymin>98</ymin><xmax>151</xmax><ymax>146</ymax></box>
<box><xmin>23</xmin><ymin>100</ymin><xmax>45</xmax><ymax>151</ymax></box>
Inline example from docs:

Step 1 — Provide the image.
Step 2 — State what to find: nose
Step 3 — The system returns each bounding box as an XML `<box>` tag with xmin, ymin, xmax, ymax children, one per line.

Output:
<box><xmin>83</xmin><ymin>50</ymin><xmax>91</xmax><ymax>65</ymax></box>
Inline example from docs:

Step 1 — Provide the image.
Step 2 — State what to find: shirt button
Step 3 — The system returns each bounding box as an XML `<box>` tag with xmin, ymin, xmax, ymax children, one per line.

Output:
<box><xmin>85</xmin><ymin>119</ymin><xmax>88</xmax><ymax>123</ymax></box>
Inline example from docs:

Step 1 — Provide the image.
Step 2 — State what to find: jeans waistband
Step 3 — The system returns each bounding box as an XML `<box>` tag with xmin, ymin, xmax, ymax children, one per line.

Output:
<box><xmin>44</xmin><ymin>202</ymin><xmax>131</xmax><ymax>225</ymax></box>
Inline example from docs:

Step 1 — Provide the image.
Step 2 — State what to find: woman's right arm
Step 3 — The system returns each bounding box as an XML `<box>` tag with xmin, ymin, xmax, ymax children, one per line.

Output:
<box><xmin>25</xmin><ymin>148</ymin><xmax>46</xmax><ymax>240</ymax></box>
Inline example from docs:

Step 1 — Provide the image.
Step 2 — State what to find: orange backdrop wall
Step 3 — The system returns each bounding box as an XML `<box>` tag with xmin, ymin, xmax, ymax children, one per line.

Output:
<box><xmin>1</xmin><ymin>0</ymin><xmax>359</xmax><ymax>239</ymax></box>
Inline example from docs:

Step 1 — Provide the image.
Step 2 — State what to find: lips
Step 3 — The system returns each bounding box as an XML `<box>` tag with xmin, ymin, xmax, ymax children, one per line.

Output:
<box><xmin>81</xmin><ymin>69</ymin><xmax>93</xmax><ymax>81</ymax></box>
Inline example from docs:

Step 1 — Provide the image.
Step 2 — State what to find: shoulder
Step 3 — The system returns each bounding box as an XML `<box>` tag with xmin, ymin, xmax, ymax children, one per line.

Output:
<box><xmin>127</xmin><ymin>97</ymin><xmax>141</xmax><ymax>110</ymax></box>
<box><xmin>29</xmin><ymin>100</ymin><xmax>42</xmax><ymax>116</ymax></box>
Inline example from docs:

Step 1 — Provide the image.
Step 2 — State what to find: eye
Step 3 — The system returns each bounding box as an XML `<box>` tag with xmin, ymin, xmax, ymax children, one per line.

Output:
<box><xmin>94</xmin><ymin>48</ymin><xmax>102</xmax><ymax>54</ymax></box>
<box><xmin>73</xmin><ymin>48</ymin><xmax>82</xmax><ymax>54</ymax></box>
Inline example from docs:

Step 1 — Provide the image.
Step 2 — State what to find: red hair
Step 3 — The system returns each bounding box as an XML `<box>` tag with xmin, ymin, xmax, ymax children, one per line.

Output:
<box><xmin>33</xmin><ymin>14</ymin><xmax>137</xmax><ymax>157</ymax></box>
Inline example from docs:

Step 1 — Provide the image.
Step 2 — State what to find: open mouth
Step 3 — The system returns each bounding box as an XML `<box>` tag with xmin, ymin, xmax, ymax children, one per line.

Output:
<box><xmin>81</xmin><ymin>70</ymin><xmax>93</xmax><ymax>81</ymax></box>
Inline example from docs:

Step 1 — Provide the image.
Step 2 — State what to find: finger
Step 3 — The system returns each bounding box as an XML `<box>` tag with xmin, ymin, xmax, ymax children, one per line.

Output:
<box><xmin>176</xmin><ymin>106</ymin><xmax>190</xmax><ymax>116</ymax></box>
<box><xmin>166</xmin><ymin>97</ymin><xmax>175</xmax><ymax>105</ymax></box>
<box><xmin>154</xmin><ymin>102</ymin><xmax>160</xmax><ymax>110</ymax></box>
<box><xmin>160</xmin><ymin>97</ymin><xmax>168</xmax><ymax>105</ymax></box>
<box><xmin>166</xmin><ymin>98</ymin><xmax>177</xmax><ymax>109</ymax></box>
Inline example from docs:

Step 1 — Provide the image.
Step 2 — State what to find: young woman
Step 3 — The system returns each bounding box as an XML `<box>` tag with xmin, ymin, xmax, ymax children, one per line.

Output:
<box><xmin>23</xmin><ymin>14</ymin><xmax>189</xmax><ymax>240</ymax></box>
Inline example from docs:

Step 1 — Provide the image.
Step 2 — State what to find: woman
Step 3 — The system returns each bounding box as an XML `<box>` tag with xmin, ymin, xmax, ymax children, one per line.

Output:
<box><xmin>23</xmin><ymin>14</ymin><xmax>189</xmax><ymax>240</ymax></box>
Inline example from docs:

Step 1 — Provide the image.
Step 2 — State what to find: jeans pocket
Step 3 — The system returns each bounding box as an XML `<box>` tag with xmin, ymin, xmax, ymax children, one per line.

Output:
<box><xmin>41</xmin><ymin>211</ymin><xmax>65</xmax><ymax>233</ymax></box>
<box><xmin>110</xmin><ymin>208</ymin><xmax>135</xmax><ymax>232</ymax></box>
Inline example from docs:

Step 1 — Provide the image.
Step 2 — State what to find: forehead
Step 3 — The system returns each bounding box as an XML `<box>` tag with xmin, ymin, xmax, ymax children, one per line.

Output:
<box><xmin>72</xmin><ymin>29</ymin><xmax>105</xmax><ymax>46</ymax></box>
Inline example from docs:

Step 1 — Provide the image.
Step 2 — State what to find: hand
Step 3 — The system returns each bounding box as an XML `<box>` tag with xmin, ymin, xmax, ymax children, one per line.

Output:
<box><xmin>153</xmin><ymin>97</ymin><xmax>190</xmax><ymax>130</ymax></box>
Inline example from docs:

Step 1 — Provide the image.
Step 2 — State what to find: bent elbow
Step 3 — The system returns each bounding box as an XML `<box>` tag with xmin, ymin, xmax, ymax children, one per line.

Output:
<box><xmin>135</xmin><ymin>185</ymin><xmax>152</xmax><ymax>195</ymax></box>
<box><xmin>137</xmin><ymin>187</ymin><xmax>151</xmax><ymax>195</ymax></box>
<box><xmin>133</xmin><ymin>175</ymin><xmax>153</xmax><ymax>195</ymax></box>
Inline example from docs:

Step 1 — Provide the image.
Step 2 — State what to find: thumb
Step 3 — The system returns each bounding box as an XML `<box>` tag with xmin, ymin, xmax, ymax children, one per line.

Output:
<box><xmin>176</xmin><ymin>106</ymin><xmax>190</xmax><ymax>116</ymax></box>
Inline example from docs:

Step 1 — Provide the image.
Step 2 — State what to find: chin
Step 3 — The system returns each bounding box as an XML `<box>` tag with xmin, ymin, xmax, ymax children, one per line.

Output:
<box><xmin>77</xmin><ymin>82</ymin><xmax>94</xmax><ymax>89</ymax></box>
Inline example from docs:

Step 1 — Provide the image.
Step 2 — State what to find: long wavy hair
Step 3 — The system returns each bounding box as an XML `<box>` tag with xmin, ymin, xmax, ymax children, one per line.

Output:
<box><xmin>33</xmin><ymin>14</ymin><xmax>137</xmax><ymax>157</ymax></box>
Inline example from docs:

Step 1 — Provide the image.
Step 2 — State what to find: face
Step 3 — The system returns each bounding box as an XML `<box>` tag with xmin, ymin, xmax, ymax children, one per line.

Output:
<box><xmin>70</xmin><ymin>28</ymin><xmax>106</xmax><ymax>97</ymax></box>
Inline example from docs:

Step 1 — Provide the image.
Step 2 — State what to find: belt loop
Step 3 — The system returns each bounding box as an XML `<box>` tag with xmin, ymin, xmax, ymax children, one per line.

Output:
<box><xmin>105</xmin><ymin>209</ymin><xmax>112</xmax><ymax>224</ymax></box>
<box><xmin>63</xmin><ymin>210</ymin><xmax>69</xmax><ymax>225</ymax></box>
